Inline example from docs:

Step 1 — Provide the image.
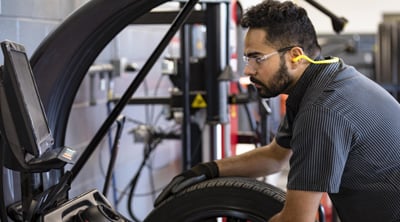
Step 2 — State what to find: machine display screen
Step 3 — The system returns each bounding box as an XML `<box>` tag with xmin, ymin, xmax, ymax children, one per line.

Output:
<box><xmin>9</xmin><ymin>49</ymin><xmax>50</xmax><ymax>141</ymax></box>
<box><xmin>1</xmin><ymin>41</ymin><xmax>53</xmax><ymax>156</ymax></box>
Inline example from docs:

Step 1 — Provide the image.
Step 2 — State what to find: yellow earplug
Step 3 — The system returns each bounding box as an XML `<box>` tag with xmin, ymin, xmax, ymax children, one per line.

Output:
<box><xmin>292</xmin><ymin>54</ymin><xmax>339</xmax><ymax>64</ymax></box>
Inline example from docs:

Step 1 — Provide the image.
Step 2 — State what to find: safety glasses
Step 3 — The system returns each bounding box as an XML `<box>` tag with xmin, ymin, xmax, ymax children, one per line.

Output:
<box><xmin>243</xmin><ymin>46</ymin><xmax>296</xmax><ymax>70</ymax></box>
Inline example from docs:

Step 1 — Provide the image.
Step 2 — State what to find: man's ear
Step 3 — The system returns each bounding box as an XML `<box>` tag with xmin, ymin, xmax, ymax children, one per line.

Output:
<box><xmin>289</xmin><ymin>46</ymin><xmax>304</xmax><ymax>63</ymax></box>
<box><xmin>286</xmin><ymin>46</ymin><xmax>305</xmax><ymax>71</ymax></box>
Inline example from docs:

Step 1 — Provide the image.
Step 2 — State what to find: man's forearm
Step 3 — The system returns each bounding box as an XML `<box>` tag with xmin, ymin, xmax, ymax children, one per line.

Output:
<box><xmin>215</xmin><ymin>139</ymin><xmax>292</xmax><ymax>178</ymax></box>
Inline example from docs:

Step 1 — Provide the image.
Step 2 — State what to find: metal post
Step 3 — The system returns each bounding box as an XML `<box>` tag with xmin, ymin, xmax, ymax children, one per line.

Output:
<box><xmin>205</xmin><ymin>3</ymin><xmax>222</xmax><ymax>160</ymax></box>
<box><xmin>181</xmin><ymin>23</ymin><xmax>192</xmax><ymax>170</ymax></box>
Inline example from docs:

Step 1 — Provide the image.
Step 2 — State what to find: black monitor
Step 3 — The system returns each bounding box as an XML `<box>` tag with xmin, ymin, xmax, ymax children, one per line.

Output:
<box><xmin>0</xmin><ymin>40</ymin><xmax>53</xmax><ymax>160</ymax></box>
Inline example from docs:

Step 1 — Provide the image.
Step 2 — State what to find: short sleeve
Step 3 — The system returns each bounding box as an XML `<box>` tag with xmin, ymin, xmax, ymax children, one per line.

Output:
<box><xmin>287</xmin><ymin>106</ymin><xmax>353</xmax><ymax>193</ymax></box>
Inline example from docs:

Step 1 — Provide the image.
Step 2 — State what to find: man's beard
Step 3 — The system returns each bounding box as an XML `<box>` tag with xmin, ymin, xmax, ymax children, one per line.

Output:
<box><xmin>250</xmin><ymin>59</ymin><xmax>291</xmax><ymax>98</ymax></box>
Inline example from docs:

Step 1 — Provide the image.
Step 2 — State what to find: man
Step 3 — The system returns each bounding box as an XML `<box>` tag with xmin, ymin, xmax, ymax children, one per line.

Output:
<box><xmin>155</xmin><ymin>1</ymin><xmax>400</xmax><ymax>221</ymax></box>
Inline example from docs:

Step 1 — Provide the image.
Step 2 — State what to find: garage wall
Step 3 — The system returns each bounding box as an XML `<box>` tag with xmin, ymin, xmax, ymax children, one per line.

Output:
<box><xmin>300</xmin><ymin>0</ymin><xmax>400</xmax><ymax>34</ymax></box>
<box><xmin>240</xmin><ymin>0</ymin><xmax>399</xmax><ymax>34</ymax></box>
<box><xmin>0</xmin><ymin>0</ymin><xmax>86</xmax><ymax>60</ymax></box>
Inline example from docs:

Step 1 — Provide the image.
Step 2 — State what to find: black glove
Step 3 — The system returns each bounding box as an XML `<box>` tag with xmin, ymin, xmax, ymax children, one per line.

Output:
<box><xmin>154</xmin><ymin>161</ymin><xmax>219</xmax><ymax>207</ymax></box>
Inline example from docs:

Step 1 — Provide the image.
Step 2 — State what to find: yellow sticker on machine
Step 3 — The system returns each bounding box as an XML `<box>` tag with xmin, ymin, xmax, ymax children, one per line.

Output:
<box><xmin>192</xmin><ymin>93</ymin><xmax>207</xmax><ymax>108</ymax></box>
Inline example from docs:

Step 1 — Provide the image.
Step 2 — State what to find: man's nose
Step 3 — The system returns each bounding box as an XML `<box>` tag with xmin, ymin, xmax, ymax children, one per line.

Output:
<box><xmin>243</xmin><ymin>64</ymin><xmax>256</xmax><ymax>76</ymax></box>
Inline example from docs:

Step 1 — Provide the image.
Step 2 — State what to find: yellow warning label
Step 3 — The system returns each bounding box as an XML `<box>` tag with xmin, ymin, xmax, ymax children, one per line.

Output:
<box><xmin>191</xmin><ymin>94</ymin><xmax>207</xmax><ymax>108</ymax></box>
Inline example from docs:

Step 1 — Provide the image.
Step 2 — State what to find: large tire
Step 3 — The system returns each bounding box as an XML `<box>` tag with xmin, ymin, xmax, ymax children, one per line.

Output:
<box><xmin>144</xmin><ymin>177</ymin><xmax>286</xmax><ymax>222</ymax></box>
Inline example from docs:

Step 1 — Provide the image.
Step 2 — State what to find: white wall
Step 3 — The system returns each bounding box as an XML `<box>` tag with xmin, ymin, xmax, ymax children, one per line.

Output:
<box><xmin>239</xmin><ymin>0</ymin><xmax>400</xmax><ymax>34</ymax></box>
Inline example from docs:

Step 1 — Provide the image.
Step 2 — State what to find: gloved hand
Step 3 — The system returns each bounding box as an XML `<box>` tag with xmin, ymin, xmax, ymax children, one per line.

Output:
<box><xmin>154</xmin><ymin>161</ymin><xmax>219</xmax><ymax>207</ymax></box>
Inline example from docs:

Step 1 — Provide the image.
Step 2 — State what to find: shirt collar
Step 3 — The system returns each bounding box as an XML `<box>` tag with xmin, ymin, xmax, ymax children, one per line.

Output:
<box><xmin>286</xmin><ymin>56</ymin><xmax>341</xmax><ymax>113</ymax></box>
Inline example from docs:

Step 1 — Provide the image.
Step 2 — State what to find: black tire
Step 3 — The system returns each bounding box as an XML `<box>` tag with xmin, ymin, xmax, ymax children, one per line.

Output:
<box><xmin>144</xmin><ymin>177</ymin><xmax>286</xmax><ymax>222</ymax></box>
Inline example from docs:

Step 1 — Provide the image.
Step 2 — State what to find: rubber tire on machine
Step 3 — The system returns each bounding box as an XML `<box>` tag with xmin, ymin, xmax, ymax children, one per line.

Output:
<box><xmin>144</xmin><ymin>177</ymin><xmax>286</xmax><ymax>222</ymax></box>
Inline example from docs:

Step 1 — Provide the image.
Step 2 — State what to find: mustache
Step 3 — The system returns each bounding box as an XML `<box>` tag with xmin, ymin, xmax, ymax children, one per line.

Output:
<box><xmin>249</xmin><ymin>77</ymin><xmax>264</xmax><ymax>86</ymax></box>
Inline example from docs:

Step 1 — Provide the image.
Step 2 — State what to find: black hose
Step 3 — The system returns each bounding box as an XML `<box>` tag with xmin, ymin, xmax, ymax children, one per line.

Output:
<box><xmin>127</xmin><ymin>150</ymin><xmax>148</xmax><ymax>222</ymax></box>
<box><xmin>127</xmin><ymin>141</ymin><xmax>159</xmax><ymax>222</ymax></box>
<box><xmin>103</xmin><ymin>116</ymin><xmax>126</xmax><ymax>196</ymax></box>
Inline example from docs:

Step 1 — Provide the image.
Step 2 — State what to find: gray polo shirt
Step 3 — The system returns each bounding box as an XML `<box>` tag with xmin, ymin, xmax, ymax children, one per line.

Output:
<box><xmin>275</xmin><ymin>59</ymin><xmax>400</xmax><ymax>222</ymax></box>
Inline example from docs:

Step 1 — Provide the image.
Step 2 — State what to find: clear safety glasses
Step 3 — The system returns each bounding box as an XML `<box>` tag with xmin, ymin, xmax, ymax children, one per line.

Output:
<box><xmin>243</xmin><ymin>46</ymin><xmax>295</xmax><ymax>70</ymax></box>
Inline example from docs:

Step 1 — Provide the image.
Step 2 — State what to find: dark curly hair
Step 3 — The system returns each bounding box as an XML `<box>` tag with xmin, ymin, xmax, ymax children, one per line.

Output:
<box><xmin>240</xmin><ymin>0</ymin><xmax>320</xmax><ymax>57</ymax></box>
